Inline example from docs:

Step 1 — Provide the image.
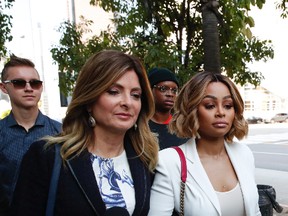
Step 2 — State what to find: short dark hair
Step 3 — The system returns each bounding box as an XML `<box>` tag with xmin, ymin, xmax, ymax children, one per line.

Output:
<box><xmin>1</xmin><ymin>54</ymin><xmax>36</xmax><ymax>82</ymax></box>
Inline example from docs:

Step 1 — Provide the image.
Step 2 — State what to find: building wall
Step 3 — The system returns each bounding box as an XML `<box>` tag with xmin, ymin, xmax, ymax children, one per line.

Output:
<box><xmin>72</xmin><ymin>0</ymin><xmax>113</xmax><ymax>36</ymax></box>
<box><xmin>240</xmin><ymin>84</ymin><xmax>288</xmax><ymax>121</ymax></box>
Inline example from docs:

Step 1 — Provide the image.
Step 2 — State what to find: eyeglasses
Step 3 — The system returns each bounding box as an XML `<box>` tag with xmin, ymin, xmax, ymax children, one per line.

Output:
<box><xmin>153</xmin><ymin>85</ymin><xmax>178</xmax><ymax>94</ymax></box>
<box><xmin>3</xmin><ymin>79</ymin><xmax>43</xmax><ymax>89</ymax></box>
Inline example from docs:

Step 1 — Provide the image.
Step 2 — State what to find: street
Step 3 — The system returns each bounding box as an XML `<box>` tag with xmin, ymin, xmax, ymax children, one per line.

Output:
<box><xmin>239</xmin><ymin>123</ymin><xmax>288</xmax><ymax>172</ymax></box>
<box><xmin>238</xmin><ymin>123</ymin><xmax>288</xmax><ymax>215</ymax></box>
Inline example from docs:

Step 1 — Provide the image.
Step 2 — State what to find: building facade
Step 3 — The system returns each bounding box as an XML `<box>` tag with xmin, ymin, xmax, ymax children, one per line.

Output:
<box><xmin>239</xmin><ymin>83</ymin><xmax>288</xmax><ymax>122</ymax></box>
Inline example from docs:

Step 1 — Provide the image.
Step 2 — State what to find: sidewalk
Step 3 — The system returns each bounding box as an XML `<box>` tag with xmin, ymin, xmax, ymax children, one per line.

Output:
<box><xmin>255</xmin><ymin>168</ymin><xmax>288</xmax><ymax>215</ymax></box>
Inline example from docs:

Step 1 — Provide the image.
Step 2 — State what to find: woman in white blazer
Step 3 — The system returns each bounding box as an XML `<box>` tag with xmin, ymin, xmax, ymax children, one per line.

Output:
<box><xmin>149</xmin><ymin>71</ymin><xmax>260</xmax><ymax>216</ymax></box>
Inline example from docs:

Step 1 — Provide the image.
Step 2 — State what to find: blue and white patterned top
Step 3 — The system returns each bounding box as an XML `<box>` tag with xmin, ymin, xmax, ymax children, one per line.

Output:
<box><xmin>91</xmin><ymin>150</ymin><xmax>135</xmax><ymax>215</ymax></box>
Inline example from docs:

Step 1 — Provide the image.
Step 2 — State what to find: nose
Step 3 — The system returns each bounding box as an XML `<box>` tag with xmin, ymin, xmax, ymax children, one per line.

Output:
<box><xmin>120</xmin><ymin>94</ymin><xmax>132</xmax><ymax>108</ymax></box>
<box><xmin>24</xmin><ymin>82</ymin><xmax>33</xmax><ymax>91</ymax></box>
<box><xmin>216</xmin><ymin>106</ymin><xmax>225</xmax><ymax>117</ymax></box>
<box><xmin>165</xmin><ymin>90</ymin><xmax>172</xmax><ymax>95</ymax></box>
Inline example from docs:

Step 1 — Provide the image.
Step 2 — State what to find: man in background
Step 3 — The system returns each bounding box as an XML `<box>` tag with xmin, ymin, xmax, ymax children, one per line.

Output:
<box><xmin>148</xmin><ymin>67</ymin><xmax>188</xmax><ymax>150</ymax></box>
<box><xmin>0</xmin><ymin>55</ymin><xmax>62</xmax><ymax>215</ymax></box>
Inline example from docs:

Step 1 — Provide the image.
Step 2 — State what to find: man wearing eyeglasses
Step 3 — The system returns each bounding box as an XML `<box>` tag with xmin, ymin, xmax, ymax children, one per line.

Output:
<box><xmin>148</xmin><ymin>68</ymin><xmax>188</xmax><ymax>150</ymax></box>
<box><xmin>0</xmin><ymin>55</ymin><xmax>62</xmax><ymax>215</ymax></box>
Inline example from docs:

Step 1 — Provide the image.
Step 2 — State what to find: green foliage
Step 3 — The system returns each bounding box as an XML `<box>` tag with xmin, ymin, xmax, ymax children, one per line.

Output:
<box><xmin>0</xmin><ymin>0</ymin><xmax>14</xmax><ymax>58</ymax></box>
<box><xmin>276</xmin><ymin>0</ymin><xmax>288</xmax><ymax>18</ymax></box>
<box><xmin>219</xmin><ymin>1</ymin><xmax>274</xmax><ymax>85</ymax></box>
<box><xmin>50</xmin><ymin>17</ymin><xmax>124</xmax><ymax>96</ymax></box>
<box><xmin>51</xmin><ymin>0</ymin><xmax>286</xmax><ymax>94</ymax></box>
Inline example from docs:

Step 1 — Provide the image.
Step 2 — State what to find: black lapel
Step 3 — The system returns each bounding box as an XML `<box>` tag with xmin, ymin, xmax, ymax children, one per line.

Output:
<box><xmin>67</xmin><ymin>150</ymin><xmax>106</xmax><ymax>215</ymax></box>
<box><xmin>66</xmin><ymin>138</ymin><xmax>151</xmax><ymax>216</ymax></box>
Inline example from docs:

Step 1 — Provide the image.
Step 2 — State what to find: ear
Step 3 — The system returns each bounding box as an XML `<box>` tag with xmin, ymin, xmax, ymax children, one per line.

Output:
<box><xmin>0</xmin><ymin>83</ymin><xmax>8</xmax><ymax>94</ymax></box>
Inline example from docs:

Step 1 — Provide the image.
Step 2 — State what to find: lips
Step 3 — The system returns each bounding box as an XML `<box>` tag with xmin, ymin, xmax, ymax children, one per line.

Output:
<box><xmin>212</xmin><ymin>121</ymin><xmax>228</xmax><ymax>128</ymax></box>
<box><xmin>115</xmin><ymin>113</ymin><xmax>132</xmax><ymax>120</ymax></box>
<box><xmin>23</xmin><ymin>95</ymin><xmax>35</xmax><ymax>100</ymax></box>
<box><xmin>164</xmin><ymin>100</ymin><xmax>174</xmax><ymax>106</ymax></box>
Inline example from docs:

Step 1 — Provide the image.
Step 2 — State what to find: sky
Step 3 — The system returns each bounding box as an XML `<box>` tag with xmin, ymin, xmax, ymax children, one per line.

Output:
<box><xmin>5</xmin><ymin>0</ymin><xmax>67</xmax><ymax>61</ymax></box>
<box><xmin>249</xmin><ymin>1</ymin><xmax>288</xmax><ymax>99</ymax></box>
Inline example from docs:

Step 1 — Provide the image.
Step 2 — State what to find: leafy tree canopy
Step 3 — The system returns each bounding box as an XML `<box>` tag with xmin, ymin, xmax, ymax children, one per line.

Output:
<box><xmin>51</xmin><ymin>0</ymin><xmax>287</xmax><ymax>95</ymax></box>
<box><xmin>0</xmin><ymin>0</ymin><xmax>14</xmax><ymax>58</ymax></box>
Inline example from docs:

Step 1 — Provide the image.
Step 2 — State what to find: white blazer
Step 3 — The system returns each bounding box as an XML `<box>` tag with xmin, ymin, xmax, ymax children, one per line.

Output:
<box><xmin>149</xmin><ymin>139</ymin><xmax>261</xmax><ymax>216</ymax></box>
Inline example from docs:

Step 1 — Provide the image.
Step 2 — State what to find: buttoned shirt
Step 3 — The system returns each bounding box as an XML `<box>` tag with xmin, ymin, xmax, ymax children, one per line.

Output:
<box><xmin>0</xmin><ymin>111</ymin><xmax>61</xmax><ymax>215</ymax></box>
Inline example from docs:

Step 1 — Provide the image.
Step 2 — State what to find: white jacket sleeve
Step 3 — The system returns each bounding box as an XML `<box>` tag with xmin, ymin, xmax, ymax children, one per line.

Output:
<box><xmin>149</xmin><ymin>149</ymin><xmax>180</xmax><ymax>216</ymax></box>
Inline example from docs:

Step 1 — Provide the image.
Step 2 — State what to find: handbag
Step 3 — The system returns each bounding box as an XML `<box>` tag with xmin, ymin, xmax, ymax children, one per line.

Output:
<box><xmin>257</xmin><ymin>184</ymin><xmax>283</xmax><ymax>216</ymax></box>
<box><xmin>172</xmin><ymin>146</ymin><xmax>187</xmax><ymax>216</ymax></box>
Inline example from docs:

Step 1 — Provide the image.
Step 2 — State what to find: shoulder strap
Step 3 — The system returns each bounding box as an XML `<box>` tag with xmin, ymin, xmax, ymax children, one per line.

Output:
<box><xmin>172</xmin><ymin>146</ymin><xmax>187</xmax><ymax>216</ymax></box>
<box><xmin>46</xmin><ymin>144</ymin><xmax>61</xmax><ymax>216</ymax></box>
<box><xmin>172</xmin><ymin>146</ymin><xmax>187</xmax><ymax>183</ymax></box>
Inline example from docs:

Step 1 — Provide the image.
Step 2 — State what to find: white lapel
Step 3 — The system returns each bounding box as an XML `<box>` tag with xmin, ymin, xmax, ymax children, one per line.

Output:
<box><xmin>224</xmin><ymin>142</ymin><xmax>252</xmax><ymax>215</ymax></box>
<box><xmin>181</xmin><ymin>139</ymin><xmax>221</xmax><ymax>215</ymax></box>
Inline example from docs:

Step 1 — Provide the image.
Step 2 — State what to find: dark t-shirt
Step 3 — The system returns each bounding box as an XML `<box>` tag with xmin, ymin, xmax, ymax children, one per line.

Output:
<box><xmin>149</xmin><ymin>120</ymin><xmax>188</xmax><ymax>150</ymax></box>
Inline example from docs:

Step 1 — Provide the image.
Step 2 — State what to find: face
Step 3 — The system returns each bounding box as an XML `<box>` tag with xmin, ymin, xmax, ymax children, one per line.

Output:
<box><xmin>197</xmin><ymin>82</ymin><xmax>235</xmax><ymax>140</ymax></box>
<box><xmin>89</xmin><ymin>70</ymin><xmax>142</xmax><ymax>135</ymax></box>
<box><xmin>152</xmin><ymin>81</ymin><xmax>178</xmax><ymax>112</ymax></box>
<box><xmin>0</xmin><ymin>66</ymin><xmax>42</xmax><ymax>109</ymax></box>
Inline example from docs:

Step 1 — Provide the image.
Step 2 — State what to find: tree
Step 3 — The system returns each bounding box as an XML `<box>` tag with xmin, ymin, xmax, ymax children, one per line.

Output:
<box><xmin>201</xmin><ymin>0</ymin><xmax>221</xmax><ymax>73</ymax></box>
<box><xmin>50</xmin><ymin>16</ymin><xmax>124</xmax><ymax>96</ymax></box>
<box><xmin>51</xmin><ymin>0</ymin><xmax>283</xmax><ymax>95</ymax></box>
<box><xmin>89</xmin><ymin>0</ymin><xmax>274</xmax><ymax>85</ymax></box>
<box><xmin>0</xmin><ymin>0</ymin><xmax>14</xmax><ymax>58</ymax></box>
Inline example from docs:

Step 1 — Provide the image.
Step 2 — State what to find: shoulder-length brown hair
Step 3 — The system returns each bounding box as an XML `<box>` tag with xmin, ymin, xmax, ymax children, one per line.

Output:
<box><xmin>169</xmin><ymin>71</ymin><xmax>248</xmax><ymax>143</ymax></box>
<box><xmin>45</xmin><ymin>50</ymin><xmax>158</xmax><ymax>171</ymax></box>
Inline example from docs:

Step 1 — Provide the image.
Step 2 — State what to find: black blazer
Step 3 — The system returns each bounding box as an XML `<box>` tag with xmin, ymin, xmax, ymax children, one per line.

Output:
<box><xmin>11</xmin><ymin>138</ymin><xmax>153</xmax><ymax>216</ymax></box>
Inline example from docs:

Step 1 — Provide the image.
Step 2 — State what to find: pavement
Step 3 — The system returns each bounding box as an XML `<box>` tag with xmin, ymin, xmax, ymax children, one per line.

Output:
<box><xmin>255</xmin><ymin>168</ymin><xmax>288</xmax><ymax>215</ymax></box>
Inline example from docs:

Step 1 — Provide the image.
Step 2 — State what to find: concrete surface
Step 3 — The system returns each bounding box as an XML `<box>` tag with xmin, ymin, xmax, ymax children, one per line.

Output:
<box><xmin>255</xmin><ymin>168</ymin><xmax>288</xmax><ymax>215</ymax></box>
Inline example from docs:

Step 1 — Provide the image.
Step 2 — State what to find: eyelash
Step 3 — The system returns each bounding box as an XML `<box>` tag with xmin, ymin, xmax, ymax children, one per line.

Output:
<box><xmin>224</xmin><ymin>104</ymin><xmax>233</xmax><ymax>109</ymax></box>
<box><xmin>204</xmin><ymin>103</ymin><xmax>234</xmax><ymax>110</ymax></box>
<box><xmin>131</xmin><ymin>93</ymin><xmax>141</xmax><ymax>99</ymax></box>
<box><xmin>205</xmin><ymin>104</ymin><xmax>215</xmax><ymax>110</ymax></box>
<box><xmin>107</xmin><ymin>89</ymin><xmax>141</xmax><ymax>99</ymax></box>
<box><xmin>107</xmin><ymin>90</ymin><xmax>119</xmax><ymax>95</ymax></box>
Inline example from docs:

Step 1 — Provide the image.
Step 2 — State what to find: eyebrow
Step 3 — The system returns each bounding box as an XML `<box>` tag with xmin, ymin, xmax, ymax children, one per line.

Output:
<box><xmin>203</xmin><ymin>95</ymin><xmax>232</xmax><ymax>100</ymax></box>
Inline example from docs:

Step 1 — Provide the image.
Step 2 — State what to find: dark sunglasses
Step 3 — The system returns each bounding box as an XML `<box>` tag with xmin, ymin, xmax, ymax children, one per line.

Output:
<box><xmin>3</xmin><ymin>79</ymin><xmax>43</xmax><ymax>89</ymax></box>
<box><xmin>153</xmin><ymin>85</ymin><xmax>178</xmax><ymax>94</ymax></box>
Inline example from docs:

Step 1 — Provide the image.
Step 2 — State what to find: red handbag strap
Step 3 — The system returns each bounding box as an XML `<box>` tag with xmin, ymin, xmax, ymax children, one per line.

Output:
<box><xmin>172</xmin><ymin>146</ymin><xmax>187</xmax><ymax>183</ymax></box>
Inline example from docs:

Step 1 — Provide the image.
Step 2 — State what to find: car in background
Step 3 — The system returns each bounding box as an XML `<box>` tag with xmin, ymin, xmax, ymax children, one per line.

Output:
<box><xmin>246</xmin><ymin>116</ymin><xmax>263</xmax><ymax>124</ymax></box>
<box><xmin>270</xmin><ymin>113</ymin><xmax>288</xmax><ymax>123</ymax></box>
